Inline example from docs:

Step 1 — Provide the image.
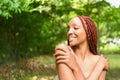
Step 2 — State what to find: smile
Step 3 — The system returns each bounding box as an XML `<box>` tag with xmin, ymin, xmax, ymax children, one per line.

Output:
<box><xmin>69</xmin><ymin>37</ymin><xmax>77</xmax><ymax>42</ymax></box>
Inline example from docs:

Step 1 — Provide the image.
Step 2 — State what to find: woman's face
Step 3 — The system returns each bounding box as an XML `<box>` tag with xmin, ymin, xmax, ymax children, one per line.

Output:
<box><xmin>67</xmin><ymin>17</ymin><xmax>87</xmax><ymax>47</ymax></box>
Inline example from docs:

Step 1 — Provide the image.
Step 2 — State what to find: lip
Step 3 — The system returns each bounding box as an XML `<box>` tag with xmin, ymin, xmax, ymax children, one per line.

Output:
<box><xmin>69</xmin><ymin>37</ymin><xmax>76</xmax><ymax>41</ymax></box>
<box><xmin>68</xmin><ymin>34</ymin><xmax>76</xmax><ymax>38</ymax></box>
<box><xmin>69</xmin><ymin>36</ymin><xmax>77</xmax><ymax>42</ymax></box>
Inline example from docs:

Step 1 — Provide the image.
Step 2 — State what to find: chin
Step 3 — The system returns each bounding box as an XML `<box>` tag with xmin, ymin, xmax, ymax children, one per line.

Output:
<box><xmin>69</xmin><ymin>42</ymin><xmax>77</xmax><ymax>47</ymax></box>
<box><xmin>69</xmin><ymin>41</ymin><xmax>81</xmax><ymax>47</ymax></box>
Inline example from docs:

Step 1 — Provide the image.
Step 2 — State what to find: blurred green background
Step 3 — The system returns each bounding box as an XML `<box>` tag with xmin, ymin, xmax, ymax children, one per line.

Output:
<box><xmin>0</xmin><ymin>0</ymin><xmax>120</xmax><ymax>80</ymax></box>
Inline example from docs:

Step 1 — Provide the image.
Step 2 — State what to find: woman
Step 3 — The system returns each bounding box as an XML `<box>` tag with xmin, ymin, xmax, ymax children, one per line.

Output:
<box><xmin>54</xmin><ymin>16</ymin><xmax>109</xmax><ymax>80</ymax></box>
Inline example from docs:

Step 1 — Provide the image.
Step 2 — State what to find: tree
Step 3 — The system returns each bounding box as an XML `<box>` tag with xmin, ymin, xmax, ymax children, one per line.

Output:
<box><xmin>0</xmin><ymin>0</ymin><xmax>120</xmax><ymax>61</ymax></box>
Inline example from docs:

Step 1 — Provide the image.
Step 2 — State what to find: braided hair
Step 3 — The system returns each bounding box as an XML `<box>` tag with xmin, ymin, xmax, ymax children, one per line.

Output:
<box><xmin>78</xmin><ymin>16</ymin><xmax>98</xmax><ymax>55</ymax></box>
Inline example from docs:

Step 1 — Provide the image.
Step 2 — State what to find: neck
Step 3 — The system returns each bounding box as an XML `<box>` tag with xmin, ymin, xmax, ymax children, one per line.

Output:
<box><xmin>72</xmin><ymin>41</ymin><xmax>92</xmax><ymax>61</ymax></box>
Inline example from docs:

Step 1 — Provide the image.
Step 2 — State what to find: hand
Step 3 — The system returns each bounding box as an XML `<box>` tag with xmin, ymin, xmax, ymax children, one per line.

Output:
<box><xmin>54</xmin><ymin>44</ymin><xmax>78</xmax><ymax>71</ymax></box>
<box><xmin>100</xmin><ymin>56</ymin><xmax>109</xmax><ymax>70</ymax></box>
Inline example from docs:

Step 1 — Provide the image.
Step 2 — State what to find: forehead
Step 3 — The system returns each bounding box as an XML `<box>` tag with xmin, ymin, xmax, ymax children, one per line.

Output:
<box><xmin>68</xmin><ymin>17</ymin><xmax>83</xmax><ymax>27</ymax></box>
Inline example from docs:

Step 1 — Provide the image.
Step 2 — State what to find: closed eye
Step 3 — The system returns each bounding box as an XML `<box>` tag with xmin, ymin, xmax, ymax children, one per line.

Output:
<box><xmin>74</xmin><ymin>28</ymin><xmax>79</xmax><ymax>30</ymax></box>
<box><xmin>74</xmin><ymin>26</ymin><xmax>80</xmax><ymax>30</ymax></box>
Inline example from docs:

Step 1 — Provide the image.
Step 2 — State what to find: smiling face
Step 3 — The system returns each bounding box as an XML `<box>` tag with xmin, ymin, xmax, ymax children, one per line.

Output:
<box><xmin>67</xmin><ymin>17</ymin><xmax>87</xmax><ymax>47</ymax></box>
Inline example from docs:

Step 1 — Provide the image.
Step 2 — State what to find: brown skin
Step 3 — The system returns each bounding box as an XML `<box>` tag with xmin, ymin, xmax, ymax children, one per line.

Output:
<box><xmin>54</xmin><ymin>17</ymin><xmax>109</xmax><ymax>80</ymax></box>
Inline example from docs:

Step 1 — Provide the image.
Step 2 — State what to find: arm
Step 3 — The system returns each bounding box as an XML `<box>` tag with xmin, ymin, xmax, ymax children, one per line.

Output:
<box><xmin>99</xmin><ymin>56</ymin><xmax>109</xmax><ymax>80</ymax></box>
<box><xmin>99</xmin><ymin>70</ymin><xmax>107</xmax><ymax>80</ymax></box>
<box><xmin>87</xmin><ymin>56</ymin><xmax>109</xmax><ymax>80</ymax></box>
<box><xmin>72</xmin><ymin>64</ymin><xmax>86</xmax><ymax>80</ymax></box>
<box><xmin>56</xmin><ymin>60</ymin><xmax>86</xmax><ymax>80</ymax></box>
<box><xmin>87</xmin><ymin>62</ymin><xmax>104</xmax><ymax>80</ymax></box>
<box><xmin>72</xmin><ymin>56</ymin><xmax>106</xmax><ymax>80</ymax></box>
<box><xmin>54</xmin><ymin>44</ymin><xmax>86</xmax><ymax>80</ymax></box>
<box><xmin>57</xmin><ymin>63</ymin><xmax>75</xmax><ymax>80</ymax></box>
<box><xmin>55</xmin><ymin>44</ymin><xmax>76</xmax><ymax>80</ymax></box>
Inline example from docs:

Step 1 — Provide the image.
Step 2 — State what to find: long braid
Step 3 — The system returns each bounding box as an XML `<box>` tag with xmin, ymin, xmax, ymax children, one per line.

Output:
<box><xmin>78</xmin><ymin>16</ymin><xmax>98</xmax><ymax>55</ymax></box>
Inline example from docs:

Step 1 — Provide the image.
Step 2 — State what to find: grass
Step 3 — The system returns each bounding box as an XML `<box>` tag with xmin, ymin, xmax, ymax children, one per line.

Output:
<box><xmin>0</xmin><ymin>55</ymin><xmax>56</xmax><ymax>80</ymax></box>
<box><xmin>105</xmin><ymin>54</ymin><xmax>120</xmax><ymax>80</ymax></box>
<box><xmin>0</xmin><ymin>54</ymin><xmax>120</xmax><ymax>80</ymax></box>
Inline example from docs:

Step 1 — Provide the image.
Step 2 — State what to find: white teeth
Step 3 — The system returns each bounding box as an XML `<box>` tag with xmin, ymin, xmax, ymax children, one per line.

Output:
<box><xmin>69</xmin><ymin>37</ymin><xmax>76</xmax><ymax>41</ymax></box>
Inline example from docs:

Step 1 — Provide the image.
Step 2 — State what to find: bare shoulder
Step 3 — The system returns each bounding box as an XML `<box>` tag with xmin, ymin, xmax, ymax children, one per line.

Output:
<box><xmin>99</xmin><ymin>55</ymin><xmax>109</xmax><ymax>71</ymax></box>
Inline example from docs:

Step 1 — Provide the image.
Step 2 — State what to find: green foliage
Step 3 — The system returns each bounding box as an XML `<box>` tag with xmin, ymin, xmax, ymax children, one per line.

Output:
<box><xmin>0</xmin><ymin>12</ymin><xmax>67</xmax><ymax>60</ymax></box>
<box><xmin>0</xmin><ymin>0</ymin><xmax>120</xmax><ymax>60</ymax></box>
<box><xmin>0</xmin><ymin>0</ymin><xmax>28</xmax><ymax>18</ymax></box>
<box><xmin>0</xmin><ymin>0</ymin><xmax>51</xmax><ymax>18</ymax></box>
<box><xmin>0</xmin><ymin>1</ymin><xmax>120</xmax><ymax>80</ymax></box>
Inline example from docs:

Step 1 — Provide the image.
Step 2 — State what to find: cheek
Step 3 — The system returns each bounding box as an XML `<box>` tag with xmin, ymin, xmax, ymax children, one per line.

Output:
<box><xmin>77</xmin><ymin>30</ymin><xmax>87</xmax><ymax>39</ymax></box>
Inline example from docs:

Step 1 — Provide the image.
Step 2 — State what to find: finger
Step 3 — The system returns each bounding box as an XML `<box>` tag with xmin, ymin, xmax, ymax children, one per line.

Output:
<box><xmin>55</xmin><ymin>55</ymin><xmax>68</xmax><ymax>61</ymax></box>
<box><xmin>56</xmin><ymin>59</ymin><xmax>68</xmax><ymax>64</ymax></box>
<box><xmin>55</xmin><ymin>48</ymin><xmax>66</xmax><ymax>53</ymax></box>
<box><xmin>55</xmin><ymin>49</ymin><xmax>66</xmax><ymax>53</ymax></box>
<box><xmin>54</xmin><ymin>51</ymin><xmax>66</xmax><ymax>57</ymax></box>
<box><xmin>54</xmin><ymin>49</ymin><xmax>63</xmax><ymax>57</ymax></box>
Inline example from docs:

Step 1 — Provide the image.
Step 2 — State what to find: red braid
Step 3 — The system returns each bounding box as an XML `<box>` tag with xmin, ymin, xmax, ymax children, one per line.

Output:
<box><xmin>78</xmin><ymin>16</ymin><xmax>98</xmax><ymax>55</ymax></box>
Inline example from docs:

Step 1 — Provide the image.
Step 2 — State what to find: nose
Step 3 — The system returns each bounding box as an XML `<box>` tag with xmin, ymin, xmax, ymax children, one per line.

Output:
<box><xmin>67</xmin><ymin>28</ymin><xmax>74</xmax><ymax>35</ymax></box>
